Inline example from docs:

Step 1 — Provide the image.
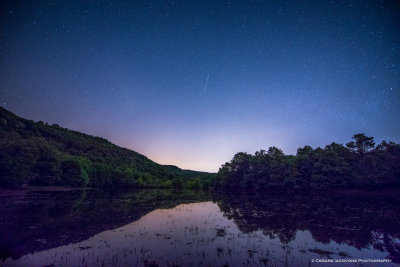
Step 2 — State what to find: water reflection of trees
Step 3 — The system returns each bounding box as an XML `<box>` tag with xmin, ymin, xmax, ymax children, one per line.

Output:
<box><xmin>0</xmin><ymin>189</ymin><xmax>211</xmax><ymax>260</ymax></box>
<box><xmin>215</xmin><ymin>190</ymin><xmax>400</xmax><ymax>262</ymax></box>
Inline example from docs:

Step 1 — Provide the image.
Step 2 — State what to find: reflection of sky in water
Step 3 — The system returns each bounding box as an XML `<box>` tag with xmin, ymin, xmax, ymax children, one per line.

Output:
<box><xmin>3</xmin><ymin>202</ymin><xmax>397</xmax><ymax>267</ymax></box>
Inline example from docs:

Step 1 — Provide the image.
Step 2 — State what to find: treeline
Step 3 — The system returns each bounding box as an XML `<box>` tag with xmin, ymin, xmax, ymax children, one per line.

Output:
<box><xmin>216</xmin><ymin>134</ymin><xmax>400</xmax><ymax>190</ymax></box>
<box><xmin>0</xmin><ymin>107</ymin><xmax>214</xmax><ymax>189</ymax></box>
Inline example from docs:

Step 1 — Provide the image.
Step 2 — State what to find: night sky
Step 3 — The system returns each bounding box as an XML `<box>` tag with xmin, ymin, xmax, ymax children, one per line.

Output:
<box><xmin>1</xmin><ymin>1</ymin><xmax>399</xmax><ymax>172</ymax></box>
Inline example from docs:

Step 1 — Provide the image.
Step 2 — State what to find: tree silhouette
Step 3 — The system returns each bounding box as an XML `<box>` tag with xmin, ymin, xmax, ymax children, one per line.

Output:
<box><xmin>346</xmin><ymin>133</ymin><xmax>375</xmax><ymax>154</ymax></box>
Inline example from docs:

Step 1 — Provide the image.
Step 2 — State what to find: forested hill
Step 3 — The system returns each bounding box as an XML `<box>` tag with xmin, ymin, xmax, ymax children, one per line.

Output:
<box><xmin>0</xmin><ymin>107</ymin><xmax>214</xmax><ymax>189</ymax></box>
<box><xmin>216</xmin><ymin>134</ymin><xmax>400</xmax><ymax>190</ymax></box>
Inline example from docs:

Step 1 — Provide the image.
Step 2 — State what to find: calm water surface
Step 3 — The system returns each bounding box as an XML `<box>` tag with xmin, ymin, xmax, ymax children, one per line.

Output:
<box><xmin>0</xmin><ymin>188</ymin><xmax>399</xmax><ymax>266</ymax></box>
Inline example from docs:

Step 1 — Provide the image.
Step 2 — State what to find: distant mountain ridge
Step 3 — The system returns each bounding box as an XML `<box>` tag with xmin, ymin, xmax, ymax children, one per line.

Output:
<box><xmin>0</xmin><ymin>107</ymin><xmax>214</xmax><ymax>188</ymax></box>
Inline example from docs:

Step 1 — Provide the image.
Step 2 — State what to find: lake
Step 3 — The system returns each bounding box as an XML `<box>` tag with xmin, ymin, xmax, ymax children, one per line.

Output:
<box><xmin>0</xmin><ymin>188</ymin><xmax>399</xmax><ymax>266</ymax></box>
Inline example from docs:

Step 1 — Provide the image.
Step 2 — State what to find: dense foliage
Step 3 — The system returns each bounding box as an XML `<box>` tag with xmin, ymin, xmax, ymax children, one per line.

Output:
<box><xmin>216</xmin><ymin>134</ymin><xmax>400</xmax><ymax>190</ymax></box>
<box><xmin>0</xmin><ymin>107</ymin><xmax>214</xmax><ymax>188</ymax></box>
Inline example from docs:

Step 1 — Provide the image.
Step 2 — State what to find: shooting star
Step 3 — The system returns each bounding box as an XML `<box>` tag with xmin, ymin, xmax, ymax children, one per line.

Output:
<box><xmin>203</xmin><ymin>73</ymin><xmax>210</xmax><ymax>93</ymax></box>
